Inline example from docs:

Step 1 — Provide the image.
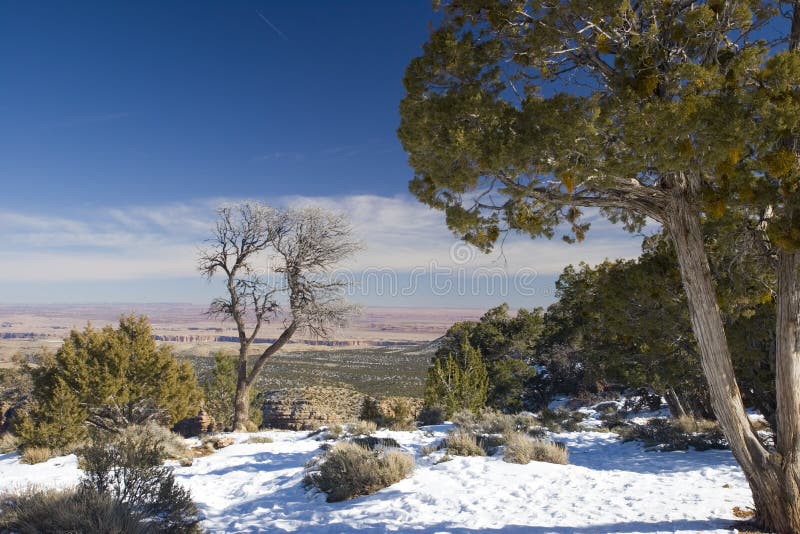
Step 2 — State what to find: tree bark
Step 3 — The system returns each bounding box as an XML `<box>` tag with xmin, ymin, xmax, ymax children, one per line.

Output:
<box><xmin>232</xmin><ymin>345</ymin><xmax>251</xmax><ymax>432</ymax></box>
<box><xmin>663</xmin><ymin>182</ymin><xmax>800</xmax><ymax>532</ymax></box>
<box><xmin>230</xmin><ymin>322</ymin><xmax>299</xmax><ymax>432</ymax></box>
<box><xmin>770</xmin><ymin>249</ymin><xmax>800</xmax><ymax>532</ymax></box>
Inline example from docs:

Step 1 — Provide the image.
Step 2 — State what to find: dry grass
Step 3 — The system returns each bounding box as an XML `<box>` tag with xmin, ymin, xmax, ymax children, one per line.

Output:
<box><xmin>673</xmin><ymin>416</ymin><xmax>720</xmax><ymax>435</ymax></box>
<box><xmin>732</xmin><ymin>506</ymin><xmax>756</xmax><ymax>519</ymax></box>
<box><xmin>445</xmin><ymin>429</ymin><xmax>486</xmax><ymax>457</ymax></box>
<box><xmin>0</xmin><ymin>432</ymin><xmax>19</xmax><ymax>453</ymax></box>
<box><xmin>305</xmin><ymin>442</ymin><xmax>414</xmax><ymax>502</ymax></box>
<box><xmin>20</xmin><ymin>447</ymin><xmax>52</xmax><ymax>465</ymax></box>
<box><xmin>453</xmin><ymin>410</ymin><xmax>537</xmax><ymax>435</ymax></box>
<box><xmin>0</xmin><ymin>487</ymin><xmax>149</xmax><ymax>534</ymax></box>
<box><xmin>749</xmin><ymin>417</ymin><xmax>771</xmax><ymax>432</ymax></box>
<box><xmin>244</xmin><ymin>436</ymin><xmax>274</xmax><ymax>444</ymax></box>
<box><xmin>118</xmin><ymin>422</ymin><xmax>189</xmax><ymax>461</ymax></box>
<box><xmin>326</xmin><ymin>424</ymin><xmax>344</xmax><ymax>439</ymax></box>
<box><xmin>347</xmin><ymin>420</ymin><xmax>378</xmax><ymax>436</ymax></box>
<box><xmin>502</xmin><ymin>432</ymin><xmax>569</xmax><ymax>465</ymax></box>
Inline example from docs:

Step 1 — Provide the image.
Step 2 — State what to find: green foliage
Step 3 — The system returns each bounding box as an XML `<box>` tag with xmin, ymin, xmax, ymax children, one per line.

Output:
<box><xmin>17</xmin><ymin>316</ymin><xmax>203</xmax><ymax>450</ymax></box>
<box><xmin>14</xmin><ymin>379</ymin><xmax>88</xmax><ymax>452</ymax></box>
<box><xmin>535</xmin><ymin>226</ymin><xmax>775</xmax><ymax>420</ymax></box>
<box><xmin>199</xmin><ymin>351</ymin><xmax>261</xmax><ymax>431</ymax></box>
<box><xmin>434</xmin><ymin>304</ymin><xmax>541</xmax><ymax>412</ymax></box>
<box><xmin>424</xmin><ymin>339</ymin><xmax>488</xmax><ymax>418</ymax></box>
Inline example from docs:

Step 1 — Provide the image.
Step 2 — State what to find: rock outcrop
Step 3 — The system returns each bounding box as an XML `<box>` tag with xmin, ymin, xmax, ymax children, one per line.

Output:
<box><xmin>172</xmin><ymin>410</ymin><xmax>215</xmax><ymax>437</ymax></box>
<box><xmin>261</xmin><ymin>386</ymin><xmax>366</xmax><ymax>430</ymax></box>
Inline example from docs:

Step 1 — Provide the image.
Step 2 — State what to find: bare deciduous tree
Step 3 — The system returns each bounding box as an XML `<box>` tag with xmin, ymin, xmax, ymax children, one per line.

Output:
<box><xmin>198</xmin><ymin>202</ymin><xmax>361</xmax><ymax>431</ymax></box>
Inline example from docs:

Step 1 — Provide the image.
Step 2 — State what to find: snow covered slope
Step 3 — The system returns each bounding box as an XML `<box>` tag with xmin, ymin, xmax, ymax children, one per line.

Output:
<box><xmin>0</xmin><ymin>426</ymin><xmax>753</xmax><ymax>533</ymax></box>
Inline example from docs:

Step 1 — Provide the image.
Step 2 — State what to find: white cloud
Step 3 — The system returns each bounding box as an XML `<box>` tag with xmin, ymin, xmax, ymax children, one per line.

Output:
<box><xmin>0</xmin><ymin>195</ymin><xmax>653</xmax><ymax>284</ymax></box>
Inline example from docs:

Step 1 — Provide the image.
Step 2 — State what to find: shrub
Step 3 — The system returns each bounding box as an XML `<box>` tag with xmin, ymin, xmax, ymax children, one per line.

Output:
<box><xmin>417</xmin><ymin>406</ymin><xmax>444</xmax><ymax>426</ymax></box>
<box><xmin>351</xmin><ymin>436</ymin><xmax>401</xmax><ymax>450</ymax></box>
<box><xmin>673</xmin><ymin>415</ymin><xmax>719</xmax><ymax>435</ymax></box>
<box><xmin>20</xmin><ymin>446</ymin><xmax>53</xmax><ymax>465</ymax></box>
<box><xmin>420</xmin><ymin>443</ymin><xmax>443</xmax><ymax>457</ymax></box>
<box><xmin>245</xmin><ymin>436</ymin><xmax>274</xmax><ymax>444</ymax></box>
<box><xmin>116</xmin><ymin>422</ymin><xmax>189</xmax><ymax>461</ymax></box>
<box><xmin>618</xmin><ymin>417</ymin><xmax>727</xmax><ymax>452</ymax></box>
<box><xmin>445</xmin><ymin>429</ymin><xmax>486</xmax><ymax>457</ymax></box>
<box><xmin>325</xmin><ymin>424</ymin><xmax>344</xmax><ymax>440</ymax></box>
<box><xmin>0</xmin><ymin>487</ymin><xmax>150</xmax><ymax>534</ymax></box>
<box><xmin>453</xmin><ymin>409</ymin><xmax>537</xmax><ymax>435</ymax></box>
<box><xmin>199</xmin><ymin>351</ymin><xmax>262</xmax><ymax>431</ymax></box>
<box><xmin>536</xmin><ymin>407</ymin><xmax>583</xmax><ymax>433</ymax></box>
<box><xmin>385</xmin><ymin>398</ymin><xmax>415</xmax><ymax>431</ymax></box>
<box><xmin>78</xmin><ymin>432</ymin><xmax>201</xmax><ymax>532</ymax></box>
<box><xmin>347</xmin><ymin>420</ymin><xmax>377</xmax><ymax>436</ymax></box>
<box><xmin>17</xmin><ymin>316</ymin><xmax>203</xmax><ymax>450</ymax></box>
<box><xmin>503</xmin><ymin>432</ymin><xmax>569</xmax><ymax>465</ymax></box>
<box><xmin>424</xmin><ymin>339</ymin><xmax>488</xmax><ymax>419</ymax></box>
<box><xmin>0</xmin><ymin>432</ymin><xmax>19</xmax><ymax>453</ymax></box>
<box><xmin>305</xmin><ymin>442</ymin><xmax>414</xmax><ymax>502</ymax></box>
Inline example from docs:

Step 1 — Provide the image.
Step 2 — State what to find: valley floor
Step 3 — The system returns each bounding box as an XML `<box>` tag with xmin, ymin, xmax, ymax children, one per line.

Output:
<box><xmin>0</xmin><ymin>426</ymin><xmax>753</xmax><ymax>533</ymax></box>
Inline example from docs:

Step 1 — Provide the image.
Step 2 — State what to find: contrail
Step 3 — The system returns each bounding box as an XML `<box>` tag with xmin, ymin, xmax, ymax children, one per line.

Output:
<box><xmin>256</xmin><ymin>11</ymin><xmax>288</xmax><ymax>41</ymax></box>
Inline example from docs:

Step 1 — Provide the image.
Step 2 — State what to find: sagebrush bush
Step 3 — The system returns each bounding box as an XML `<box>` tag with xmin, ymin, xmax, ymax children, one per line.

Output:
<box><xmin>347</xmin><ymin>420</ymin><xmax>377</xmax><ymax>436</ymax></box>
<box><xmin>417</xmin><ymin>406</ymin><xmax>444</xmax><ymax>426</ymax></box>
<box><xmin>79</xmin><ymin>433</ymin><xmax>201</xmax><ymax>532</ymax></box>
<box><xmin>385</xmin><ymin>398</ymin><xmax>416</xmax><ymax>430</ymax></box>
<box><xmin>503</xmin><ymin>432</ymin><xmax>569</xmax><ymax>465</ymax></box>
<box><xmin>305</xmin><ymin>442</ymin><xmax>414</xmax><ymax>502</ymax></box>
<box><xmin>117</xmin><ymin>422</ymin><xmax>189</xmax><ymax>461</ymax></box>
<box><xmin>445</xmin><ymin>429</ymin><xmax>486</xmax><ymax>457</ymax></box>
<box><xmin>618</xmin><ymin>417</ymin><xmax>727</xmax><ymax>452</ymax></box>
<box><xmin>453</xmin><ymin>409</ymin><xmax>537</xmax><ymax>436</ymax></box>
<box><xmin>245</xmin><ymin>436</ymin><xmax>273</xmax><ymax>444</ymax></box>
<box><xmin>325</xmin><ymin>424</ymin><xmax>344</xmax><ymax>440</ymax></box>
<box><xmin>0</xmin><ymin>487</ymin><xmax>149</xmax><ymax>534</ymax></box>
<box><xmin>535</xmin><ymin>407</ymin><xmax>586</xmax><ymax>433</ymax></box>
<box><xmin>20</xmin><ymin>446</ymin><xmax>53</xmax><ymax>465</ymax></box>
<box><xmin>0</xmin><ymin>432</ymin><xmax>19</xmax><ymax>454</ymax></box>
<box><xmin>673</xmin><ymin>415</ymin><xmax>720</xmax><ymax>435</ymax></box>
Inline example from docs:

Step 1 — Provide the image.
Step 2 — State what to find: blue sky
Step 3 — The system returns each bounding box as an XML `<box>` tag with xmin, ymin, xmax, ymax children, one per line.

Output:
<box><xmin>0</xmin><ymin>1</ymin><xmax>645</xmax><ymax>307</ymax></box>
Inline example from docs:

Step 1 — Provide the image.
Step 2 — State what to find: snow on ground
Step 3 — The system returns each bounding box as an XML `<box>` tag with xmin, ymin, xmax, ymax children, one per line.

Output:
<box><xmin>0</xmin><ymin>427</ymin><xmax>753</xmax><ymax>533</ymax></box>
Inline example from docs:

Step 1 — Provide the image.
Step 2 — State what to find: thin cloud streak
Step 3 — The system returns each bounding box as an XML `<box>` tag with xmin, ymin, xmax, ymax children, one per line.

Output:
<box><xmin>0</xmin><ymin>195</ymin><xmax>651</xmax><ymax>287</ymax></box>
<box><xmin>256</xmin><ymin>11</ymin><xmax>288</xmax><ymax>41</ymax></box>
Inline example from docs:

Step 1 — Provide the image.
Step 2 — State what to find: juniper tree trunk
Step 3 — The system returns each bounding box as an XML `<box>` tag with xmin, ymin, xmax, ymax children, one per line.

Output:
<box><xmin>772</xmin><ymin>249</ymin><xmax>800</xmax><ymax>532</ymax></box>
<box><xmin>665</xmin><ymin>181</ymin><xmax>800</xmax><ymax>533</ymax></box>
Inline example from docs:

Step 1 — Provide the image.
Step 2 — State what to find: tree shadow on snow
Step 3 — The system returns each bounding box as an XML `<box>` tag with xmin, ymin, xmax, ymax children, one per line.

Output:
<box><xmin>256</xmin><ymin>517</ymin><xmax>734</xmax><ymax>533</ymax></box>
<box><xmin>562</xmin><ymin>433</ymin><xmax>740</xmax><ymax>475</ymax></box>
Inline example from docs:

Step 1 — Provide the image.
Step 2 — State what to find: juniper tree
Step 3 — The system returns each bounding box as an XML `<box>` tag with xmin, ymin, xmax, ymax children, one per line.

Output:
<box><xmin>199</xmin><ymin>202</ymin><xmax>361</xmax><ymax>431</ymax></box>
<box><xmin>436</xmin><ymin>304</ymin><xmax>542</xmax><ymax>411</ymax></box>
<box><xmin>16</xmin><ymin>316</ymin><xmax>202</xmax><ymax>449</ymax></box>
<box><xmin>399</xmin><ymin>1</ymin><xmax>800</xmax><ymax>529</ymax></box>
<box><xmin>425</xmin><ymin>339</ymin><xmax>489</xmax><ymax>417</ymax></box>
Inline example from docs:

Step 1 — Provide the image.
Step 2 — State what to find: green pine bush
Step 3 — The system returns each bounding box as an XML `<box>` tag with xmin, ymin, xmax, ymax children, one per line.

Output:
<box><xmin>16</xmin><ymin>315</ymin><xmax>203</xmax><ymax>451</ymax></box>
<box><xmin>423</xmin><ymin>339</ymin><xmax>488</xmax><ymax>419</ymax></box>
